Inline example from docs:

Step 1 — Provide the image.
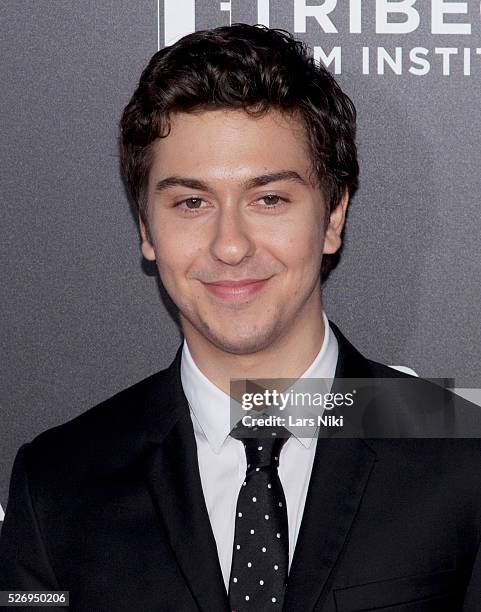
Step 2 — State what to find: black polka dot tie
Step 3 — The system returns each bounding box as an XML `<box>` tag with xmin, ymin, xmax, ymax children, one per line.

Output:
<box><xmin>228</xmin><ymin>424</ymin><xmax>290</xmax><ymax>611</ymax></box>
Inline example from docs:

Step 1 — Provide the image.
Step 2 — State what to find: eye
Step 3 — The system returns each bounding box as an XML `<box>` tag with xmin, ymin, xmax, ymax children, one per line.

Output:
<box><xmin>262</xmin><ymin>195</ymin><xmax>281</xmax><ymax>206</ymax></box>
<box><xmin>181</xmin><ymin>198</ymin><xmax>202</xmax><ymax>209</ymax></box>
<box><xmin>174</xmin><ymin>197</ymin><xmax>208</xmax><ymax>213</ymax></box>
<box><xmin>256</xmin><ymin>194</ymin><xmax>288</xmax><ymax>209</ymax></box>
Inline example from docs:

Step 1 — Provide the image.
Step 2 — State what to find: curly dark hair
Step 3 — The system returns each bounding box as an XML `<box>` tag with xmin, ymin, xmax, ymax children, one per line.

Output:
<box><xmin>120</xmin><ymin>23</ymin><xmax>359</xmax><ymax>280</ymax></box>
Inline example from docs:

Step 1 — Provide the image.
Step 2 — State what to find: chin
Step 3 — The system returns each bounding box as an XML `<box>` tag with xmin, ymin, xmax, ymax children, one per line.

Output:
<box><xmin>200</xmin><ymin>321</ymin><xmax>282</xmax><ymax>356</ymax></box>
<box><xmin>180</xmin><ymin>302</ymin><xmax>289</xmax><ymax>355</ymax></box>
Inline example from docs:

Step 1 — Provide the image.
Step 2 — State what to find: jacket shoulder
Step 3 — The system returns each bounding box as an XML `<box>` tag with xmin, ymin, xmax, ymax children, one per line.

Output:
<box><xmin>23</xmin><ymin>362</ymin><xmax>178</xmax><ymax>479</ymax></box>
<box><xmin>36</xmin><ymin>366</ymin><xmax>172</xmax><ymax>442</ymax></box>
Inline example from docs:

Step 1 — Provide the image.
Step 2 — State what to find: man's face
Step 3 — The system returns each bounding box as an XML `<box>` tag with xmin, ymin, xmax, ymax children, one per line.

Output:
<box><xmin>141</xmin><ymin>109</ymin><xmax>343</xmax><ymax>355</ymax></box>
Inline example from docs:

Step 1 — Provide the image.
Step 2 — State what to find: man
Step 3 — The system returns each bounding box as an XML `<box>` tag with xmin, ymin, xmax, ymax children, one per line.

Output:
<box><xmin>1</xmin><ymin>24</ymin><xmax>480</xmax><ymax>612</ymax></box>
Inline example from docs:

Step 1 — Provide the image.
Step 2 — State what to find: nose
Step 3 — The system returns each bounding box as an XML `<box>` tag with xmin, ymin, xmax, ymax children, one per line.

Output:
<box><xmin>210</xmin><ymin>205</ymin><xmax>256</xmax><ymax>265</ymax></box>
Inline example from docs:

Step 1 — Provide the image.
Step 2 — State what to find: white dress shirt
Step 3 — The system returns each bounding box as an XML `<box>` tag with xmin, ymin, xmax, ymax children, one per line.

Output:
<box><xmin>180</xmin><ymin>312</ymin><xmax>339</xmax><ymax>592</ymax></box>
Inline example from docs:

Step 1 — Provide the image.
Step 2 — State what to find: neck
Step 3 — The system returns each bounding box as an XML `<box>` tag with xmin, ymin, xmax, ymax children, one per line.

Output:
<box><xmin>181</xmin><ymin>302</ymin><xmax>325</xmax><ymax>396</ymax></box>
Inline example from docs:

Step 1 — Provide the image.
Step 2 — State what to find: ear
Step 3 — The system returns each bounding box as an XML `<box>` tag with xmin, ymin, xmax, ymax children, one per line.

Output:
<box><xmin>322</xmin><ymin>190</ymin><xmax>349</xmax><ymax>255</ymax></box>
<box><xmin>139</xmin><ymin>216</ymin><xmax>156</xmax><ymax>261</ymax></box>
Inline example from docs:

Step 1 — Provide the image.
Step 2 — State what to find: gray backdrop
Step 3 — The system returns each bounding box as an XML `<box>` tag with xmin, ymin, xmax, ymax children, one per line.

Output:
<box><xmin>1</xmin><ymin>1</ymin><xmax>480</xmax><ymax>525</ymax></box>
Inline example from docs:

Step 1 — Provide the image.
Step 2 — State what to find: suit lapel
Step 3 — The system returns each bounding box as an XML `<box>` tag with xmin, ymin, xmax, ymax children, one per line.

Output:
<box><xmin>141</xmin><ymin>323</ymin><xmax>376</xmax><ymax>612</ymax></box>
<box><xmin>143</xmin><ymin>348</ymin><xmax>229</xmax><ymax>612</ymax></box>
<box><xmin>283</xmin><ymin>322</ymin><xmax>378</xmax><ymax>612</ymax></box>
<box><xmin>283</xmin><ymin>438</ymin><xmax>376</xmax><ymax>611</ymax></box>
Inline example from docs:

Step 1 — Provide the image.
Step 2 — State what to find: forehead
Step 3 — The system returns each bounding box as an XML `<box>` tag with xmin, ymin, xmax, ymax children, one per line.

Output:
<box><xmin>148</xmin><ymin>108</ymin><xmax>313</xmax><ymax>183</ymax></box>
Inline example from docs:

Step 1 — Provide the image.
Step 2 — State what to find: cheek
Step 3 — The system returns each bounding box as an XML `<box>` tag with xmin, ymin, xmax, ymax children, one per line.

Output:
<box><xmin>152</xmin><ymin>234</ymin><xmax>186</xmax><ymax>278</ymax></box>
<box><xmin>277</xmin><ymin>219</ymin><xmax>323</xmax><ymax>268</ymax></box>
<box><xmin>154</xmin><ymin>237</ymin><xmax>205</xmax><ymax>296</ymax></box>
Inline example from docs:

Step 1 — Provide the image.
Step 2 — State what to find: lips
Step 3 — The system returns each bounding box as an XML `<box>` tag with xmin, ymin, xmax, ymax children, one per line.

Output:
<box><xmin>202</xmin><ymin>278</ymin><xmax>270</xmax><ymax>300</ymax></box>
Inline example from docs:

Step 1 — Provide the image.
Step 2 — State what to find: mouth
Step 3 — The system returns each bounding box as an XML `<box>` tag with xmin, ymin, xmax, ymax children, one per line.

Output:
<box><xmin>201</xmin><ymin>277</ymin><xmax>271</xmax><ymax>301</ymax></box>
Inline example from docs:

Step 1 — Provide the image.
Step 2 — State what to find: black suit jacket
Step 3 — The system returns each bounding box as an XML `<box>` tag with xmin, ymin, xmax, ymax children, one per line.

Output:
<box><xmin>1</xmin><ymin>323</ymin><xmax>480</xmax><ymax>611</ymax></box>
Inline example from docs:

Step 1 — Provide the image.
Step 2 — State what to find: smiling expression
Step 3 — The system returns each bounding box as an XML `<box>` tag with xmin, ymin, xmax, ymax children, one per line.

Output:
<box><xmin>140</xmin><ymin>109</ymin><xmax>344</xmax><ymax>355</ymax></box>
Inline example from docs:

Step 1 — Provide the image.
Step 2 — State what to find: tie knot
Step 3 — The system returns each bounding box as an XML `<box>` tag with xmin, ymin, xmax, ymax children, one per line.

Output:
<box><xmin>230</xmin><ymin>423</ymin><xmax>290</xmax><ymax>470</ymax></box>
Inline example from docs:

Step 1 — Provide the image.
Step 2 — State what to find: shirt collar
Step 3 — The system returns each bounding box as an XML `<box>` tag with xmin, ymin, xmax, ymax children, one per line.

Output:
<box><xmin>181</xmin><ymin>312</ymin><xmax>339</xmax><ymax>453</ymax></box>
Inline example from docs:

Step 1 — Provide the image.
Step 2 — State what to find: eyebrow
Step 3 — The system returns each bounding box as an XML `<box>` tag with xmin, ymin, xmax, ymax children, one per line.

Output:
<box><xmin>153</xmin><ymin>170</ymin><xmax>310</xmax><ymax>194</ymax></box>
